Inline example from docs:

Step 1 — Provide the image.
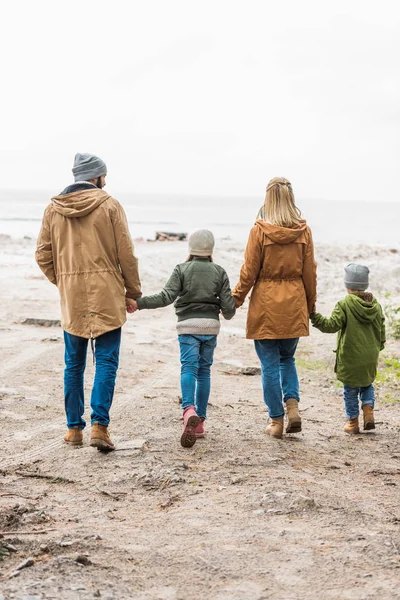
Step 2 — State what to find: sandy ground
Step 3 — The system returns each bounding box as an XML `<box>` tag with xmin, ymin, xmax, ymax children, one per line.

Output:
<box><xmin>0</xmin><ymin>235</ymin><xmax>400</xmax><ymax>600</ymax></box>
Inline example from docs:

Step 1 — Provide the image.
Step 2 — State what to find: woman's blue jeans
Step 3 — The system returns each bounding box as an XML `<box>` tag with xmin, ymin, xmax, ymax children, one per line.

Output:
<box><xmin>343</xmin><ymin>384</ymin><xmax>374</xmax><ymax>419</ymax></box>
<box><xmin>254</xmin><ymin>338</ymin><xmax>300</xmax><ymax>419</ymax></box>
<box><xmin>178</xmin><ymin>334</ymin><xmax>217</xmax><ymax>419</ymax></box>
<box><xmin>63</xmin><ymin>328</ymin><xmax>121</xmax><ymax>429</ymax></box>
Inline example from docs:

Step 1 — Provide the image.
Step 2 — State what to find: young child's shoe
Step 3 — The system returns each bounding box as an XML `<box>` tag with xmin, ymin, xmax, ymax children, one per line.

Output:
<box><xmin>195</xmin><ymin>418</ymin><xmax>205</xmax><ymax>438</ymax></box>
<box><xmin>285</xmin><ymin>399</ymin><xmax>302</xmax><ymax>433</ymax></box>
<box><xmin>362</xmin><ymin>405</ymin><xmax>375</xmax><ymax>430</ymax></box>
<box><xmin>181</xmin><ymin>406</ymin><xmax>200</xmax><ymax>448</ymax></box>
<box><xmin>344</xmin><ymin>417</ymin><xmax>360</xmax><ymax>434</ymax></box>
<box><xmin>90</xmin><ymin>422</ymin><xmax>115</xmax><ymax>452</ymax></box>
<box><xmin>64</xmin><ymin>427</ymin><xmax>83</xmax><ymax>445</ymax></box>
<box><xmin>266</xmin><ymin>417</ymin><xmax>284</xmax><ymax>439</ymax></box>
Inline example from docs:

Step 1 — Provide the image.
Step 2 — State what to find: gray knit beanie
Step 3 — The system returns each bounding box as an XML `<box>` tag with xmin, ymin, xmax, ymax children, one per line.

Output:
<box><xmin>72</xmin><ymin>153</ymin><xmax>107</xmax><ymax>182</ymax></box>
<box><xmin>189</xmin><ymin>229</ymin><xmax>215</xmax><ymax>257</ymax></box>
<box><xmin>344</xmin><ymin>263</ymin><xmax>370</xmax><ymax>291</ymax></box>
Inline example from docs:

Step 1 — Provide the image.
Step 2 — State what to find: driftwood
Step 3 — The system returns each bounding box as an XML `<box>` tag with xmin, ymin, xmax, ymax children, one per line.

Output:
<box><xmin>15</xmin><ymin>471</ymin><xmax>74</xmax><ymax>484</ymax></box>
<box><xmin>21</xmin><ymin>318</ymin><xmax>61</xmax><ymax>327</ymax></box>
<box><xmin>0</xmin><ymin>529</ymin><xmax>55</xmax><ymax>536</ymax></box>
<box><xmin>155</xmin><ymin>231</ymin><xmax>187</xmax><ymax>241</ymax></box>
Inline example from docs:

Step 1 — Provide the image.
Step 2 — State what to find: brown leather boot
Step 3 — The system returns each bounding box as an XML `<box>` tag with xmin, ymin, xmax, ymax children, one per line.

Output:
<box><xmin>362</xmin><ymin>405</ymin><xmax>375</xmax><ymax>430</ymax></box>
<box><xmin>344</xmin><ymin>417</ymin><xmax>360</xmax><ymax>434</ymax></box>
<box><xmin>266</xmin><ymin>417</ymin><xmax>284</xmax><ymax>439</ymax></box>
<box><xmin>285</xmin><ymin>399</ymin><xmax>302</xmax><ymax>433</ymax></box>
<box><xmin>90</xmin><ymin>422</ymin><xmax>115</xmax><ymax>452</ymax></box>
<box><xmin>64</xmin><ymin>427</ymin><xmax>83</xmax><ymax>446</ymax></box>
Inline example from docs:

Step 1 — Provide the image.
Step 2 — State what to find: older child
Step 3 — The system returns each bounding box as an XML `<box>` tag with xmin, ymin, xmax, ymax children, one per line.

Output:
<box><xmin>311</xmin><ymin>263</ymin><xmax>386</xmax><ymax>433</ymax></box>
<box><xmin>130</xmin><ymin>230</ymin><xmax>236</xmax><ymax>447</ymax></box>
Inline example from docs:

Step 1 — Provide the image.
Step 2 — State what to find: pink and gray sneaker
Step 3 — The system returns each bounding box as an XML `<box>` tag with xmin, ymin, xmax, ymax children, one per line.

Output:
<box><xmin>195</xmin><ymin>418</ymin><xmax>206</xmax><ymax>438</ymax></box>
<box><xmin>180</xmin><ymin>406</ymin><xmax>201</xmax><ymax>448</ymax></box>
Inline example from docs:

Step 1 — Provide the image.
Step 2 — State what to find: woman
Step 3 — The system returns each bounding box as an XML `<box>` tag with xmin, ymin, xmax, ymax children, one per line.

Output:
<box><xmin>233</xmin><ymin>177</ymin><xmax>317</xmax><ymax>439</ymax></box>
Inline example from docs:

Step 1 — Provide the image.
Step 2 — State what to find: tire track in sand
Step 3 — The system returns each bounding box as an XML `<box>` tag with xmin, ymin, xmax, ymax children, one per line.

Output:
<box><xmin>1</xmin><ymin>363</ymin><xmax>172</xmax><ymax>469</ymax></box>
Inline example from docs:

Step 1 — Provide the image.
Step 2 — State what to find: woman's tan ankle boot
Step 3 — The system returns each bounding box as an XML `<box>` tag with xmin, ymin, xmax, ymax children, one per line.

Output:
<box><xmin>344</xmin><ymin>417</ymin><xmax>360</xmax><ymax>434</ymax></box>
<box><xmin>285</xmin><ymin>399</ymin><xmax>302</xmax><ymax>433</ymax></box>
<box><xmin>362</xmin><ymin>405</ymin><xmax>375</xmax><ymax>430</ymax></box>
<box><xmin>266</xmin><ymin>417</ymin><xmax>284</xmax><ymax>439</ymax></box>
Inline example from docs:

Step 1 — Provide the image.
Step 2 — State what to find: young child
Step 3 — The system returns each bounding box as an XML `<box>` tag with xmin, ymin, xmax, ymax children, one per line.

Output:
<box><xmin>130</xmin><ymin>230</ymin><xmax>236</xmax><ymax>447</ymax></box>
<box><xmin>311</xmin><ymin>263</ymin><xmax>386</xmax><ymax>434</ymax></box>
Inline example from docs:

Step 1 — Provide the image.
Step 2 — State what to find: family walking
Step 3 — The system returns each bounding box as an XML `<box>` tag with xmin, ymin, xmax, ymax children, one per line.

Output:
<box><xmin>36</xmin><ymin>154</ymin><xmax>386</xmax><ymax>451</ymax></box>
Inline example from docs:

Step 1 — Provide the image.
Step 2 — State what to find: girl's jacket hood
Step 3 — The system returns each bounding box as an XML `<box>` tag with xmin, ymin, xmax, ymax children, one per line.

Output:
<box><xmin>51</xmin><ymin>189</ymin><xmax>110</xmax><ymax>218</ymax></box>
<box><xmin>345</xmin><ymin>293</ymin><xmax>381</xmax><ymax>324</ymax></box>
<box><xmin>255</xmin><ymin>220</ymin><xmax>308</xmax><ymax>244</ymax></box>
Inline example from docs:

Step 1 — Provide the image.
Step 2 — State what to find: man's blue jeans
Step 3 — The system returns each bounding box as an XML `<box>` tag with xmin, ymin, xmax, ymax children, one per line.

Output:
<box><xmin>63</xmin><ymin>328</ymin><xmax>121</xmax><ymax>429</ymax></box>
<box><xmin>343</xmin><ymin>384</ymin><xmax>374</xmax><ymax>419</ymax></box>
<box><xmin>254</xmin><ymin>338</ymin><xmax>300</xmax><ymax>419</ymax></box>
<box><xmin>178</xmin><ymin>334</ymin><xmax>217</xmax><ymax>419</ymax></box>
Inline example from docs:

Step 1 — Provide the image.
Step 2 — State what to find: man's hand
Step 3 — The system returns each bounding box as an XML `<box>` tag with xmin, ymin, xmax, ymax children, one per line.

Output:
<box><xmin>126</xmin><ymin>298</ymin><xmax>138</xmax><ymax>314</ymax></box>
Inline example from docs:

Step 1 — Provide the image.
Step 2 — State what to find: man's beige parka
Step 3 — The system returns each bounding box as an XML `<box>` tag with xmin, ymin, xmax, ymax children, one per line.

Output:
<box><xmin>36</xmin><ymin>188</ymin><xmax>141</xmax><ymax>339</ymax></box>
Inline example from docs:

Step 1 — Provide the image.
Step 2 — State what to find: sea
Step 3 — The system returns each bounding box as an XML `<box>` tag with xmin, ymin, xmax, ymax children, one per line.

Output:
<box><xmin>0</xmin><ymin>189</ymin><xmax>399</xmax><ymax>246</ymax></box>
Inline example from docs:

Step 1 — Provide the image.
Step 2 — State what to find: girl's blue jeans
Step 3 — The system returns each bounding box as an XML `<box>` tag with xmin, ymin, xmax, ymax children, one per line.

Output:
<box><xmin>63</xmin><ymin>327</ymin><xmax>121</xmax><ymax>429</ymax></box>
<box><xmin>343</xmin><ymin>384</ymin><xmax>374</xmax><ymax>419</ymax></box>
<box><xmin>178</xmin><ymin>334</ymin><xmax>217</xmax><ymax>419</ymax></box>
<box><xmin>254</xmin><ymin>338</ymin><xmax>300</xmax><ymax>419</ymax></box>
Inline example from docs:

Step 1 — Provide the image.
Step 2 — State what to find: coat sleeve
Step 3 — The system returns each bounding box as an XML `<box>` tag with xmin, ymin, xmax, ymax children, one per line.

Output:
<box><xmin>232</xmin><ymin>226</ymin><xmax>263</xmax><ymax>307</ymax></box>
<box><xmin>111</xmin><ymin>201</ymin><xmax>142</xmax><ymax>299</ymax></box>
<box><xmin>311</xmin><ymin>303</ymin><xmax>346</xmax><ymax>333</ymax></box>
<box><xmin>35</xmin><ymin>206</ymin><xmax>57</xmax><ymax>285</ymax></box>
<box><xmin>302</xmin><ymin>228</ymin><xmax>317</xmax><ymax>314</ymax></box>
<box><xmin>136</xmin><ymin>267</ymin><xmax>182</xmax><ymax>310</ymax></box>
<box><xmin>219</xmin><ymin>270</ymin><xmax>236</xmax><ymax>320</ymax></box>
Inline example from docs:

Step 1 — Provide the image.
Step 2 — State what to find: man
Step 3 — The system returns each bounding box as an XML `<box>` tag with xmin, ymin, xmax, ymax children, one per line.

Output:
<box><xmin>36</xmin><ymin>153</ymin><xmax>141</xmax><ymax>451</ymax></box>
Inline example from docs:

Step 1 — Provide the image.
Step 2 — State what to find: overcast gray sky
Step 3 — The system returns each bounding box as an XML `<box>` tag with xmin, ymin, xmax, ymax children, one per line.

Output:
<box><xmin>1</xmin><ymin>0</ymin><xmax>399</xmax><ymax>202</ymax></box>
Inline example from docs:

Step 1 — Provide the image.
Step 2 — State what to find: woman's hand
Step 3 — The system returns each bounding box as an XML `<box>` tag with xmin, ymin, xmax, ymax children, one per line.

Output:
<box><xmin>126</xmin><ymin>298</ymin><xmax>138</xmax><ymax>313</ymax></box>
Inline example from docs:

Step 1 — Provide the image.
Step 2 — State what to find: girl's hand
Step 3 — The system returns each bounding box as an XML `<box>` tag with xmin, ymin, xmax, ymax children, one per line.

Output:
<box><xmin>126</xmin><ymin>298</ymin><xmax>138</xmax><ymax>313</ymax></box>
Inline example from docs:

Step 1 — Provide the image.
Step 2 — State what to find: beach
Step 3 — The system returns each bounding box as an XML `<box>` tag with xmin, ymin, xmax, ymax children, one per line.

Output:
<box><xmin>1</xmin><ymin>233</ymin><xmax>400</xmax><ymax>599</ymax></box>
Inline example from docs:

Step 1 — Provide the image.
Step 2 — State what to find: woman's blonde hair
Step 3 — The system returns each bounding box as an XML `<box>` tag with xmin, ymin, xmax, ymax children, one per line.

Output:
<box><xmin>257</xmin><ymin>177</ymin><xmax>302</xmax><ymax>228</ymax></box>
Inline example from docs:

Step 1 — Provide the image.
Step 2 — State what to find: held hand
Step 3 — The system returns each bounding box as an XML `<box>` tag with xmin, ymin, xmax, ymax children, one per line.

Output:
<box><xmin>233</xmin><ymin>297</ymin><xmax>242</xmax><ymax>308</ymax></box>
<box><xmin>126</xmin><ymin>298</ymin><xmax>138</xmax><ymax>314</ymax></box>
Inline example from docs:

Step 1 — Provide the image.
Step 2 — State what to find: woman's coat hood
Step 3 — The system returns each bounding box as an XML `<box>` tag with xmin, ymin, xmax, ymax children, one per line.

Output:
<box><xmin>255</xmin><ymin>220</ymin><xmax>308</xmax><ymax>245</ymax></box>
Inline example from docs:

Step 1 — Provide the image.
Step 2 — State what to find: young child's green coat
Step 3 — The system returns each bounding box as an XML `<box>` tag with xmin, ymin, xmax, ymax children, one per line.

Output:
<box><xmin>311</xmin><ymin>293</ymin><xmax>386</xmax><ymax>387</ymax></box>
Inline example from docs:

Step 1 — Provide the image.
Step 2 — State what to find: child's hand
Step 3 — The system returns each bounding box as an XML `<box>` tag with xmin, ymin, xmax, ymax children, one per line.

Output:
<box><xmin>126</xmin><ymin>298</ymin><xmax>138</xmax><ymax>313</ymax></box>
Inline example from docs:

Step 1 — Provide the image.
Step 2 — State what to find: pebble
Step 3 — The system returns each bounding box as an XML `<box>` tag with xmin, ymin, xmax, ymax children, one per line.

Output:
<box><xmin>230</xmin><ymin>476</ymin><xmax>242</xmax><ymax>485</ymax></box>
<box><xmin>291</xmin><ymin>495</ymin><xmax>317</xmax><ymax>510</ymax></box>
<box><xmin>75</xmin><ymin>554</ymin><xmax>92</xmax><ymax>566</ymax></box>
<box><xmin>14</xmin><ymin>558</ymin><xmax>35</xmax><ymax>571</ymax></box>
<box><xmin>253</xmin><ymin>509</ymin><xmax>265</xmax><ymax>515</ymax></box>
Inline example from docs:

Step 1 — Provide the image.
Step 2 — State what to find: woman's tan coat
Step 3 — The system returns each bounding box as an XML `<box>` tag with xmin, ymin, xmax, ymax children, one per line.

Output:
<box><xmin>233</xmin><ymin>220</ymin><xmax>317</xmax><ymax>339</ymax></box>
<box><xmin>36</xmin><ymin>189</ymin><xmax>141</xmax><ymax>339</ymax></box>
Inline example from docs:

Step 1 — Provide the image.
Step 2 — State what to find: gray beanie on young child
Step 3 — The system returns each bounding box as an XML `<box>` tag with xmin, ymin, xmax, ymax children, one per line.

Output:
<box><xmin>72</xmin><ymin>153</ymin><xmax>107</xmax><ymax>182</ymax></box>
<box><xmin>189</xmin><ymin>229</ymin><xmax>215</xmax><ymax>257</ymax></box>
<box><xmin>344</xmin><ymin>263</ymin><xmax>369</xmax><ymax>291</ymax></box>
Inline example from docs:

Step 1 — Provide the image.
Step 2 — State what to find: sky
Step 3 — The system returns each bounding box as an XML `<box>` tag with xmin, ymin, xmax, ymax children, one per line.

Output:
<box><xmin>1</xmin><ymin>0</ymin><xmax>399</xmax><ymax>202</ymax></box>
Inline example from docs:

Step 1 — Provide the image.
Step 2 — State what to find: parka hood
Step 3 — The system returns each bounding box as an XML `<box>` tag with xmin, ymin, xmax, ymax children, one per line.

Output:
<box><xmin>255</xmin><ymin>220</ymin><xmax>308</xmax><ymax>244</ymax></box>
<box><xmin>51</xmin><ymin>189</ymin><xmax>110</xmax><ymax>218</ymax></box>
<box><xmin>345</xmin><ymin>292</ymin><xmax>380</xmax><ymax>324</ymax></box>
